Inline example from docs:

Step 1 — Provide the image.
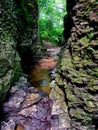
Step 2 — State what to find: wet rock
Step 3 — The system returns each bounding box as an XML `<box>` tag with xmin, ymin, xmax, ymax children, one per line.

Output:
<box><xmin>1</xmin><ymin>74</ymin><xmax>71</xmax><ymax>130</ymax></box>
<box><xmin>1</xmin><ymin>78</ymin><xmax>51</xmax><ymax>129</ymax></box>
<box><xmin>0</xmin><ymin>76</ymin><xmax>51</xmax><ymax>130</ymax></box>
<box><xmin>21</xmin><ymin>93</ymin><xmax>41</xmax><ymax>108</ymax></box>
<box><xmin>18</xmin><ymin>105</ymin><xmax>37</xmax><ymax>117</ymax></box>
<box><xmin>4</xmin><ymin>95</ymin><xmax>24</xmax><ymax>112</ymax></box>
<box><xmin>1</xmin><ymin>119</ymin><xmax>15</xmax><ymax>130</ymax></box>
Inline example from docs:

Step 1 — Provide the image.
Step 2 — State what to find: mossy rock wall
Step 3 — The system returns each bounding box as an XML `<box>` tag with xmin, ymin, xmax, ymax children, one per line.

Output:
<box><xmin>0</xmin><ymin>0</ymin><xmax>21</xmax><ymax>103</ymax></box>
<box><xmin>16</xmin><ymin>0</ymin><xmax>41</xmax><ymax>70</ymax></box>
<box><xmin>56</xmin><ymin>0</ymin><xmax>98</xmax><ymax>129</ymax></box>
<box><xmin>0</xmin><ymin>0</ymin><xmax>39</xmax><ymax>103</ymax></box>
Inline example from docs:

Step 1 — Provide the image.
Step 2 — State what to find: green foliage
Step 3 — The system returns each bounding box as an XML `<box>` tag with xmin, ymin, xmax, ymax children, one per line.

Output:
<box><xmin>38</xmin><ymin>0</ymin><xmax>67</xmax><ymax>46</ymax></box>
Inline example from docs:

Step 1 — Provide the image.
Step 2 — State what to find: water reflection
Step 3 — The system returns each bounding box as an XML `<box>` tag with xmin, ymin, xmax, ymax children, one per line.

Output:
<box><xmin>29</xmin><ymin>68</ymin><xmax>51</xmax><ymax>95</ymax></box>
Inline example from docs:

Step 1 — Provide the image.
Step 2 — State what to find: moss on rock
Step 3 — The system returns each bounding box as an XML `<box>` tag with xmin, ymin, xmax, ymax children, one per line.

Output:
<box><xmin>56</xmin><ymin>0</ymin><xmax>98</xmax><ymax>129</ymax></box>
<box><xmin>0</xmin><ymin>0</ymin><xmax>39</xmax><ymax>103</ymax></box>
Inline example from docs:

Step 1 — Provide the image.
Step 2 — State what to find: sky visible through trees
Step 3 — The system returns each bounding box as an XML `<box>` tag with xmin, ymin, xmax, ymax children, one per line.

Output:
<box><xmin>38</xmin><ymin>0</ymin><xmax>67</xmax><ymax>45</ymax></box>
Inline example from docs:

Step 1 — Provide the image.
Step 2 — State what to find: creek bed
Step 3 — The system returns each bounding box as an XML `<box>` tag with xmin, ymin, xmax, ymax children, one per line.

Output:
<box><xmin>29</xmin><ymin>68</ymin><xmax>51</xmax><ymax>95</ymax></box>
<box><xmin>28</xmin><ymin>57</ymin><xmax>57</xmax><ymax>95</ymax></box>
<box><xmin>1</xmin><ymin>57</ymin><xmax>70</xmax><ymax>130</ymax></box>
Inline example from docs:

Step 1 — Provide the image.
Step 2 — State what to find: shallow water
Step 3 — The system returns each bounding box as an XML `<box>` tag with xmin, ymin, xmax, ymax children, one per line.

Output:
<box><xmin>29</xmin><ymin>68</ymin><xmax>51</xmax><ymax>94</ymax></box>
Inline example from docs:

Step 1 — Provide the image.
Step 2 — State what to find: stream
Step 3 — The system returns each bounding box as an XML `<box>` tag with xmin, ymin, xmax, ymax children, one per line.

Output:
<box><xmin>29</xmin><ymin>68</ymin><xmax>51</xmax><ymax>95</ymax></box>
<box><xmin>0</xmin><ymin>47</ymin><xmax>70</xmax><ymax>130</ymax></box>
<box><xmin>28</xmin><ymin>56</ymin><xmax>58</xmax><ymax>95</ymax></box>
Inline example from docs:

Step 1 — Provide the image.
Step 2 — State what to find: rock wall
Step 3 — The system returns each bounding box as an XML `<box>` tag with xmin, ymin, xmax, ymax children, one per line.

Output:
<box><xmin>56</xmin><ymin>0</ymin><xmax>98</xmax><ymax>129</ymax></box>
<box><xmin>0</xmin><ymin>0</ymin><xmax>39</xmax><ymax>103</ymax></box>
<box><xmin>15</xmin><ymin>0</ymin><xmax>41</xmax><ymax>71</ymax></box>
<box><xmin>0</xmin><ymin>0</ymin><xmax>21</xmax><ymax>103</ymax></box>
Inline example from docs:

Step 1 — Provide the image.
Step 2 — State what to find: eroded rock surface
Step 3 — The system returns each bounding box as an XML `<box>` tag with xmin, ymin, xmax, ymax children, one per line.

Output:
<box><xmin>56</xmin><ymin>0</ymin><xmax>98</xmax><ymax>129</ymax></box>
<box><xmin>0</xmin><ymin>0</ymin><xmax>40</xmax><ymax>103</ymax></box>
<box><xmin>0</xmin><ymin>0</ymin><xmax>21</xmax><ymax>103</ymax></box>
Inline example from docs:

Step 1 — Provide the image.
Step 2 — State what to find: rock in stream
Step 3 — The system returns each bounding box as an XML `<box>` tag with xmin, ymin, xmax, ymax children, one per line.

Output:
<box><xmin>1</xmin><ymin>76</ymin><xmax>70</xmax><ymax>130</ymax></box>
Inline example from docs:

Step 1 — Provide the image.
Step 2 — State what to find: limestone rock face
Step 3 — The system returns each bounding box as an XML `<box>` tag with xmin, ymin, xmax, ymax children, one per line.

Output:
<box><xmin>56</xmin><ymin>0</ymin><xmax>98</xmax><ymax>129</ymax></box>
<box><xmin>0</xmin><ymin>0</ymin><xmax>39</xmax><ymax>103</ymax></box>
<box><xmin>0</xmin><ymin>0</ymin><xmax>21</xmax><ymax>103</ymax></box>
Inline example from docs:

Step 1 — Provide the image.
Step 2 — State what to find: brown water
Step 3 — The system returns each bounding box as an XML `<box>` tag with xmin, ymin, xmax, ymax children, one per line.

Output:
<box><xmin>29</xmin><ymin>68</ymin><xmax>51</xmax><ymax>95</ymax></box>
